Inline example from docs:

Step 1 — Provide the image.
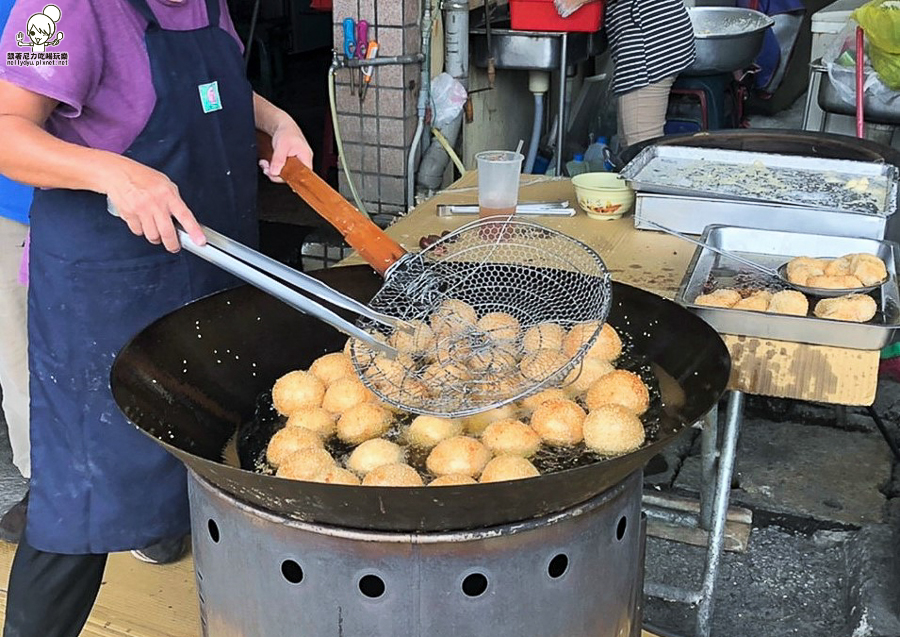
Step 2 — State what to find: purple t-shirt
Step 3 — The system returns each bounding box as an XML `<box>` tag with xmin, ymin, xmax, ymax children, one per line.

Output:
<box><xmin>0</xmin><ymin>0</ymin><xmax>243</xmax><ymax>154</ymax></box>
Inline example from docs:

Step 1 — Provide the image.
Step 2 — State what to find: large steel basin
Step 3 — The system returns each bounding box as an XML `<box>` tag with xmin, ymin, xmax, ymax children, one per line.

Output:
<box><xmin>471</xmin><ymin>28</ymin><xmax>605</xmax><ymax>71</ymax></box>
<box><xmin>683</xmin><ymin>7</ymin><xmax>774</xmax><ymax>76</ymax></box>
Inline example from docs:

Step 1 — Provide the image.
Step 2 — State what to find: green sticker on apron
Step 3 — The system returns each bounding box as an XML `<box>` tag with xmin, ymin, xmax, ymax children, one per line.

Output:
<box><xmin>198</xmin><ymin>81</ymin><xmax>223</xmax><ymax>113</ymax></box>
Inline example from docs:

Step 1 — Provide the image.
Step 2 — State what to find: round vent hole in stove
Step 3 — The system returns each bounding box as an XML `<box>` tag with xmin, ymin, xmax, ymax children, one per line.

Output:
<box><xmin>548</xmin><ymin>554</ymin><xmax>569</xmax><ymax>579</ymax></box>
<box><xmin>461</xmin><ymin>573</ymin><xmax>489</xmax><ymax>598</ymax></box>
<box><xmin>208</xmin><ymin>519</ymin><xmax>220</xmax><ymax>543</ymax></box>
<box><xmin>358</xmin><ymin>574</ymin><xmax>385</xmax><ymax>599</ymax></box>
<box><xmin>281</xmin><ymin>560</ymin><xmax>304</xmax><ymax>584</ymax></box>
<box><xmin>616</xmin><ymin>516</ymin><xmax>628</xmax><ymax>541</ymax></box>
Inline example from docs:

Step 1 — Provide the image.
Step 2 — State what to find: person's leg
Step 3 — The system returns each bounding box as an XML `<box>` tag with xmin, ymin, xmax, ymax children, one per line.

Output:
<box><xmin>616</xmin><ymin>76</ymin><xmax>677</xmax><ymax>149</ymax></box>
<box><xmin>3</xmin><ymin>535</ymin><xmax>107</xmax><ymax>637</ymax></box>
<box><xmin>0</xmin><ymin>216</ymin><xmax>30</xmax><ymax>479</ymax></box>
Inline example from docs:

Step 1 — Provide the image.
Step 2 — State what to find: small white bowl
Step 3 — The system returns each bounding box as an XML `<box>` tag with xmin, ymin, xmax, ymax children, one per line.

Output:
<box><xmin>571</xmin><ymin>173</ymin><xmax>635</xmax><ymax>220</ymax></box>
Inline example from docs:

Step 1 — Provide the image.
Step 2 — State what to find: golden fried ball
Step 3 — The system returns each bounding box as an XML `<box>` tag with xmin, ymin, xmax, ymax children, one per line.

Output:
<box><xmin>346</xmin><ymin>438</ymin><xmax>405</xmax><ymax>475</ymax></box>
<box><xmin>583</xmin><ymin>405</ymin><xmax>645</xmax><ymax>455</ymax></box>
<box><xmin>430</xmin><ymin>299</ymin><xmax>478</xmax><ymax>336</ymax></box>
<box><xmin>566</xmin><ymin>357</ymin><xmax>615</xmax><ymax>396</ymax></box>
<box><xmin>766</xmin><ymin>290</ymin><xmax>808</xmax><ymax>316</ymax></box>
<box><xmin>481</xmin><ymin>419</ymin><xmax>541</xmax><ymax>458</ymax></box>
<box><xmin>848</xmin><ymin>253</ymin><xmax>887</xmax><ymax>286</ymax></box>
<box><xmin>813</xmin><ymin>294</ymin><xmax>877</xmax><ymax>323</ymax></box>
<box><xmin>480</xmin><ymin>456</ymin><xmax>540</xmax><ymax>483</ymax></box>
<box><xmin>407</xmin><ymin>415</ymin><xmax>463</xmax><ymax>448</ymax></box>
<box><xmin>285</xmin><ymin>406</ymin><xmax>336</xmax><ymax>438</ymax></box>
<box><xmin>562</xmin><ymin>322</ymin><xmax>609</xmax><ymax>360</ymax></box>
<box><xmin>466</xmin><ymin>341</ymin><xmax>520</xmax><ymax>374</ymax></box>
<box><xmin>805</xmin><ymin>274</ymin><xmax>863</xmax><ymax>290</ymax></box>
<box><xmin>275</xmin><ymin>447</ymin><xmax>335</xmax><ymax>481</ymax></box>
<box><xmin>266</xmin><ymin>426</ymin><xmax>324</xmax><ymax>468</ymax></box>
<box><xmin>362</xmin><ymin>463</ymin><xmax>424</xmax><ymax>487</ymax></box>
<box><xmin>462</xmin><ymin>404</ymin><xmax>520</xmax><ymax>436</ymax></box>
<box><xmin>520</xmin><ymin>349</ymin><xmax>569</xmax><ymax>381</ymax></box>
<box><xmin>272</xmin><ymin>370</ymin><xmax>326</xmax><ymax>415</ymax></box>
<box><xmin>519</xmin><ymin>387</ymin><xmax>568</xmax><ymax>413</ymax></box>
<box><xmin>531</xmin><ymin>399</ymin><xmax>586</xmax><ymax>446</ymax></box>
<box><xmin>477</xmin><ymin>312</ymin><xmax>520</xmax><ymax>343</ymax></box>
<box><xmin>426</xmin><ymin>436</ymin><xmax>492</xmax><ymax>477</ymax></box>
<box><xmin>318</xmin><ymin>466</ymin><xmax>361</xmax><ymax>485</ymax></box>
<box><xmin>585</xmin><ymin>370</ymin><xmax>650</xmax><ymax>416</ymax></box>
<box><xmin>733</xmin><ymin>291</ymin><xmax>773</xmax><ymax>312</ymax></box>
<box><xmin>824</xmin><ymin>256</ymin><xmax>852</xmax><ymax>276</ymax></box>
<box><xmin>432</xmin><ymin>337</ymin><xmax>474</xmax><ymax>368</ymax></box>
<box><xmin>309</xmin><ymin>353</ymin><xmax>355</xmax><ymax>387</ymax></box>
<box><xmin>336</xmin><ymin>403</ymin><xmax>392</xmax><ymax>445</ymax></box>
<box><xmin>389</xmin><ymin>319</ymin><xmax>435</xmax><ymax>355</ymax></box>
<box><xmin>693</xmin><ymin>289</ymin><xmax>741</xmax><ymax>309</ymax></box>
<box><xmin>420</xmin><ymin>361</ymin><xmax>470</xmax><ymax>386</ymax></box>
<box><xmin>428</xmin><ymin>474</ymin><xmax>478</xmax><ymax>487</ymax></box>
<box><xmin>786</xmin><ymin>256</ymin><xmax>828</xmax><ymax>278</ymax></box>
<box><xmin>363</xmin><ymin>354</ymin><xmax>416</xmax><ymax>391</ymax></box>
<box><xmin>522</xmin><ymin>322</ymin><xmax>566</xmax><ymax>354</ymax></box>
<box><xmin>322</xmin><ymin>377</ymin><xmax>375</xmax><ymax>415</ymax></box>
<box><xmin>473</xmin><ymin>371</ymin><xmax>524</xmax><ymax>399</ymax></box>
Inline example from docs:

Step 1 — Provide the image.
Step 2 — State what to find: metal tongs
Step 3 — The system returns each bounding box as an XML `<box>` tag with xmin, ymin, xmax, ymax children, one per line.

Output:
<box><xmin>107</xmin><ymin>199</ymin><xmax>405</xmax><ymax>356</ymax></box>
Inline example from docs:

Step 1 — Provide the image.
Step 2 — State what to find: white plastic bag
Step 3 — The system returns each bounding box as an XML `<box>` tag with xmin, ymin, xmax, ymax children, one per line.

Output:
<box><xmin>823</xmin><ymin>20</ymin><xmax>900</xmax><ymax>112</ymax></box>
<box><xmin>430</xmin><ymin>73</ymin><xmax>467</xmax><ymax>128</ymax></box>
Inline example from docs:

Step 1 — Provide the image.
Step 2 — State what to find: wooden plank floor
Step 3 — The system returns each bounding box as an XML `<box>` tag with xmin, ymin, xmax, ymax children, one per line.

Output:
<box><xmin>0</xmin><ymin>542</ymin><xmax>661</xmax><ymax>636</ymax></box>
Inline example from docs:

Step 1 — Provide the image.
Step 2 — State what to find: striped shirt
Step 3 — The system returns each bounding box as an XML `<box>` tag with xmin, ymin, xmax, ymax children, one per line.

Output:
<box><xmin>605</xmin><ymin>0</ymin><xmax>697</xmax><ymax>95</ymax></box>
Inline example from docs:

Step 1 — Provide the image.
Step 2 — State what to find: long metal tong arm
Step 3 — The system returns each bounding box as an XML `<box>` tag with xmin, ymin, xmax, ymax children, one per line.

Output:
<box><xmin>256</xmin><ymin>131</ymin><xmax>407</xmax><ymax>276</ymax></box>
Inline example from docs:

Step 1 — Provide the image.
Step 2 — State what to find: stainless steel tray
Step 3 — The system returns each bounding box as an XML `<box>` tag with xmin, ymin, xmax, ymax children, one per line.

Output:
<box><xmin>633</xmin><ymin>193</ymin><xmax>889</xmax><ymax>240</ymax></box>
<box><xmin>675</xmin><ymin>225</ymin><xmax>900</xmax><ymax>350</ymax></box>
<box><xmin>621</xmin><ymin>146</ymin><xmax>899</xmax><ymax>217</ymax></box>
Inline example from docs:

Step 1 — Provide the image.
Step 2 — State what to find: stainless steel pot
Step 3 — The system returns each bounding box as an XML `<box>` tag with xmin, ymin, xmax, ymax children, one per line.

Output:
<box><xmin>683</xmin><ymin>7</ymin><xmax>774</xmax><ymax>76</ymax></box>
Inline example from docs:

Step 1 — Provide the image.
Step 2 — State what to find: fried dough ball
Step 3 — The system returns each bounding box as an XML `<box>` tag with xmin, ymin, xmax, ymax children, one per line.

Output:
<box><xmin>585</xmin><ymin>370</ymin><xmax>650</xmax><ymax>416</ymax></box>
<box><xmin>272</xmin><ymin>370</ymin><xmax>326</xmax><ymax>415</ymax></box>
<box><xmin>389</xmin><ymin>319</ymin><xmax>435</xmax><ymax>355</ymax></box>
<box><xmin>766</xmin><ymin>290</ymin><xmax>808</xmax><ymax>316</ymax></box>
<box><xmin>562</xmin><ymin>321</ymin><xmax>619</xmax><ymax>360</ymax></box>
<box><xmin>530</xmin><ymin>399</ymin><xmax>586</xmax><ymax>446</ymax></box>
<box><xmin>285</xmin><ymin>406</ymin><xmax>336</xmax><ymax>438</ymax></box>
<box><xmin>420</xmin><ymin>361</ymin><xmax>470</xmax><ymax>386</ymax></box>
<box><xmin>848</xmin><ymin>253</ymin><xmax>888</xmax><ymax>286</ymax></box>
<box><xmin>318</xmin><ymin>466</ymin><xmax>361</xmax><ymax>485</ymax></box>
<box><xmin>805</xmin><ymin>274</ymin><xmax>863</xmax><ymax>290</ymax></box>
<box><xmin>430</xmin><ymin>299</ymin><xmax>478</xmax><ymax>337</ymax></box>
<box><xmin>428</xmin><ymin>474</ymin><xmax>478</xmax><ymax>487</ymax></box>
<box><xmin>480</xmin><ymin>456</ymin><xmax>541</xmax><ymax>483</ymax></box>
<box><xmin>786</xmin><ymin>256</ymin><xmax>828</xmax><ymax>278</ymax></box>
<box><xmin>309</xmin><ymin>353</ymin><xmax>355</xmax><ymax>387</ymax></box>
<box><xmin>322</xmin><ymin>377</ymin><xmax>375</xmax><ymax>414</ymax></box>
<box><xmin>566</xmin><ymin>357</ymin><xmax>615</xmax><ymax>396</ymax></box>
<box><xmin>426</xmin><ymin>436</ymin><xmax>492</xmax><ymax>477</ymax></box>
<box><xmin>522</xmin><ymin>322</ymin><xmax>566</xmax><ymax>354</ymax></box>
<box><xmin>481</xmin><ymin>419</ymin><xmax>541</xmax><ymax>458</ymax></box>
<box><xmin>693</xmin><ymin>289</ymin><xmax>741</xmax><ymax>309</ymax></box>
<box><xmin>583</xmin><ymin>405</ymin><xmax>646</xmax><ymax>455</ymax></box>
<box><xmin>343</xmin><ymin>331</ymin><xmax>386</xmax><ymax>367</ymax></box>
<box><xmin>813</xmin><ymin>294</ymin><xmax>877</xmax><ymax>323</ymax></box>
<box><xmin>824</xmin><ymin>256</ymin><xmax>852</xmax><ymax>276</ymax></box>
<box><xmin>733</xmin><ymin>290</ymin><xmax>773</xmax><ymax>312</ymax></box>
<box><xmin>474</xmin><ymin>371</ymin><xmax>524</xmax><ymax>399</ymax></box>
<box><xmin>362</xmin><ymin>463</ymin><xmax>424</xmax><ymax>487</ymax></box>
<box><xmin>432</xmin><ymin>337</ymin><xmax>473</xmax><ymax>368</ymax></box>
<box><xmin>336</xmin><ymin>403</ymin><xmax>392</xmax><ymax>445</ymax></box>
<box><xmin>520</xmin><ymin>349</ymin><xmax>569</xmax><ymax>381</ymax></box>
<box><xmin>266</xmin><ymin>426</ymin><xmax>324</xmax><ymax>468</ymax></box>
<box><xmin>519</xmin><ymin>387</ymin><xmax>568</xmax><ymax>413</ymax></box>
<box><xmin>275</xmin><ymin>447</ymin><xmax>335</xmax><ymax>481</ymax></box>
<box><xmin>347</xmin><ymin>438</ymin><xmax>405</xmax><ymax>475</ymax></box>
<box><xmin>362</xmin><ymin>354</ymin><xmax>416</xmax><ymax>391</ymax></box>
<box><xmin>407</xmin><ymin>415</ymin><xmax>463</xmax><ymax>448</ymax></box>
<box><xmin>786</xmin><ymin>266</ymin><xmax>818</xmax><ymax>286</ymax></box>
<box><xmin>463</xmin><ymin>404</ymin><xmax>520</xmax><ymax>436</ymax></box>
<box><xmin>477</xmin><ymin>312</ymin><xmax>520</xmax><ymax>343</ymax></box>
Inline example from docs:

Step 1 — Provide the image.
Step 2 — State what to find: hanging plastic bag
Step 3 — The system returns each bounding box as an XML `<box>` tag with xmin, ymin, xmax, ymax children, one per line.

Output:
<box><xmin>430</xmin><ymin>73</ymin><xmax>467</xmax><ymax>128</ymax></box>
<box><xmin>869</xmin><ymin>43</ymin><xmax>900</xmax><ymax>89</ymax></box>
<box><xmin>822</xmin><ymin>20</ymin><xmax>900</xmax><ymax>111</ymax></box>
<box><xmin>853</xmin><ymin>0</ymin><xmax>900</xmax><ymax>54</ymax></box>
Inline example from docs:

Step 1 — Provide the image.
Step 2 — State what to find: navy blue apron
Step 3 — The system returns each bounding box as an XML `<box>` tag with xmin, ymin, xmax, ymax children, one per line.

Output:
<box><xmin>26</xmin><ymin>0</ymin><xmax>258</xmax><ymax>554</ymax></box>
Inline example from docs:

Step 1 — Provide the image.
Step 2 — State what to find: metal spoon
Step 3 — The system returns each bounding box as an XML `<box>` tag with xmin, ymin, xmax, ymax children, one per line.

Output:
<box><xmin>644</xmin><ymin>220</ymin><xmax>888</xmax><ymax>298</ymax></box>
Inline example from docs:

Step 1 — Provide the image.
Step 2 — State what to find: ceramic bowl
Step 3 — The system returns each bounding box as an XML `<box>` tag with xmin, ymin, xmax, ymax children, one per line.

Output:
<box><xmin>571</xmin><ymin>172</ymin><xmax>635</xmax><ymax>220</ymax></box>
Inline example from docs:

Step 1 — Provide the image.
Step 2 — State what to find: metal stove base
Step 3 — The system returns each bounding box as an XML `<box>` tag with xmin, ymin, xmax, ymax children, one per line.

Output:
<box><xmin>188</xmin><ymin>469</ymin><xmax>645</xmax><ymax>637</ymax></box>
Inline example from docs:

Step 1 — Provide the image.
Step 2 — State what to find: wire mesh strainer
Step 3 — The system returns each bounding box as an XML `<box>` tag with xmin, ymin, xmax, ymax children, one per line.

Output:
<box><xmin>349</xmin><ymin>217</ymin><xmax>613</xmax><ymax>416</ymax></box>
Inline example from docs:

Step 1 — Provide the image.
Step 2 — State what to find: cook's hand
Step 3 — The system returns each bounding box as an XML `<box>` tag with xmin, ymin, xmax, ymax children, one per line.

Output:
<box><xmin>259</xmin><ymin>120</ymin><xmax>314</xmax><ymax>183</ymax></box>
<box><xmin>106</xmin><ymin>161</ymin><xmax>206</xmax><ymax>253</ymax></box>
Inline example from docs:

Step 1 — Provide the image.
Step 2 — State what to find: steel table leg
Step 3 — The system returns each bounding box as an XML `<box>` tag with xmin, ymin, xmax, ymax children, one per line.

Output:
<box><xmin>699</xmin><ymin>403</ymin><xmax>719</xmax><ymax>531</ymax></box>
<box><xmin>695</xmin><ymin>390</ymin><xmax>743</xmax><ymax>637</ymax></box>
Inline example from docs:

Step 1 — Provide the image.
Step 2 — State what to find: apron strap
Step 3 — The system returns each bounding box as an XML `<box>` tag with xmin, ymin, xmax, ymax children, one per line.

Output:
<box><xmin>123</xmin><ymin>0</ymin><xmax>160</xmax><ymax>28</ymax></box>
<box><xmin>205</xmin><ymin>0</ymin><xmax>221</xmax><ymax>28</ymax></box>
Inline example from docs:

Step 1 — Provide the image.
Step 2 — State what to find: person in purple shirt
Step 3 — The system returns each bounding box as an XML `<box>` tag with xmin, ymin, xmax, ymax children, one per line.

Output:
<box><xmin>0</xmin><ymin>1</ymin><xmax>313</xmax><ymax>634</ymax></box>
<box><xmin>0</xmin><ymin>0</ymin><xmax>33</xmax><ymax>545</ymax></box>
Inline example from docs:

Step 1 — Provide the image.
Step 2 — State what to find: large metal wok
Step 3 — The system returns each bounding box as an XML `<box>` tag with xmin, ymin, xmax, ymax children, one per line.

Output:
<box><xmin>110</xmin><ymin>264</ymin><xmax>730</xmax><ymax>532</ymax></box>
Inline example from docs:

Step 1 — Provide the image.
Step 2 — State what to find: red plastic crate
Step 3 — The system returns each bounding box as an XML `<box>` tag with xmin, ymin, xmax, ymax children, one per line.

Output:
<box><xmin>509</xmin><ymin>0</ymin><xmax>603</xmax><ymax>33</ymax></box>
